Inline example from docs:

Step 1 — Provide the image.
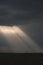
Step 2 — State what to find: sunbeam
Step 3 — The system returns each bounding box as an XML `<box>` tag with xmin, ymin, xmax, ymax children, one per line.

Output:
<box><xmin>0</xmin><ymin>26</ymin><xmax>42</xmax><ymax>52</ymax></box>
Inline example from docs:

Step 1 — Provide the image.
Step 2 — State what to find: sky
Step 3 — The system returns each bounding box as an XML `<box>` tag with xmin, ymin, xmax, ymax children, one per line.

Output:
<box><xmin>0</xmin><ymin>0</ymin><xmax>43</xmax><ymax>52</ymax></box>
<box><xmin>0</xmin><ymin>0</ymin><xmax>43</xmax><ymax>25</ymax></box>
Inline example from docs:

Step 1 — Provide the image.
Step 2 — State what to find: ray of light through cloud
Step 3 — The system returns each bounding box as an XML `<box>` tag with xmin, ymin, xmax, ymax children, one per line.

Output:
<box><xmin>0</xmin><ymin>25</ymin><xmax>42</xmax><ymax>53</ymax></box>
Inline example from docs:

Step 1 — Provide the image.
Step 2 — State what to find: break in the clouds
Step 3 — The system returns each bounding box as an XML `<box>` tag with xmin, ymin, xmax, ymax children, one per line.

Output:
<box><xmin>0</xmin><ymin>26</ymin><xmax>42</xmax><ymax>52</ymax></box>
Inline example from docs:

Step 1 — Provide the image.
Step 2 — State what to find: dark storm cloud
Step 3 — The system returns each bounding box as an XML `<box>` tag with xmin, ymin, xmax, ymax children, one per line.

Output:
<box><xmin>0</xmin><ymin>5</ymin><xmax>35</xmax><ymax>25</ymax></box>
<box><xmin>0</xmin><ymin>0</ymin><xmax>43</xmax><ymax>25</ymax></box>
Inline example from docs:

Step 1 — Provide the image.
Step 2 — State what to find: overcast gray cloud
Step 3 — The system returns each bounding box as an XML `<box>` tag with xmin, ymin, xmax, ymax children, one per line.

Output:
<box><xmin>0</xmin><ymin>0</ymin><xmax>43</xmax><ymax>25</ymax></box>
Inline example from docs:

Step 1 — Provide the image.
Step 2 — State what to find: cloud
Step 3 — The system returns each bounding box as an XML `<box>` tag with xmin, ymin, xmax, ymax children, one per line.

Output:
<box><xmin>0</xmin><ymin>4</ymin><xmax>43</xmax><ymax>25</ymax></box>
